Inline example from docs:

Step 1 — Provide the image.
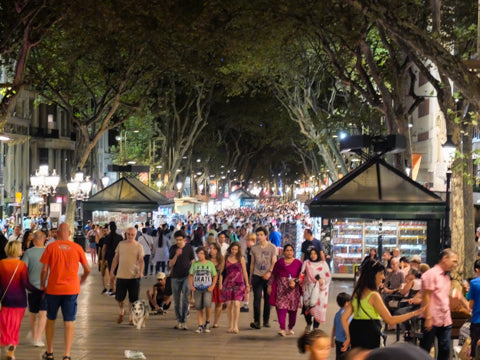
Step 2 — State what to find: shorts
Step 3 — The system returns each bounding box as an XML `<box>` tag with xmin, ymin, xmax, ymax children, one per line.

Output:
<box><xmin>115</xmin><ymin>278</ymin><xmax>140</xmax><ymax>304</ymax></box>
<box><xmin>88</xmin><ymin>242</ymin><xmax>97</xmax><ymax>249</ymax></box>
<box><xmin>28</xmin><ymin>288</ymin><xmax>47</xmax><ymax>313</ymax></box>
<box><xmin>193</xmin><ymin>289</ymin><xmax>212</xmax><ymax>310</ymax></box>
<box><xmin>45</xmin><ymin>294</ymin><xmax>78</xmax><ymax>321</ymax></box>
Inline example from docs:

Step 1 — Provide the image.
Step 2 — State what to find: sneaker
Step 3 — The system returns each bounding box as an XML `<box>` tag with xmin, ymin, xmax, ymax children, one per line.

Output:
<box><xmin>287</xmin><ymin>329</ymin><xmax>295</xmax><ymax>335</ymax></box>
<box><xmin>305</xmin><ymin>325</ymin><xmax>312</xmax><ymax>333</ymax></box>
<box><xmin>32</xmin><ymin>340</ymin><xmax>45</xmax><ymax>347</ymax></box>
<box><xmin>174</xmin><ymin>322</ymin><xmax>184</xmax><ymax>330</ymax></box>
<box><xmin>195</xmin><ymin>325</ymin><xmax>203</xmax><ymax>333</ymax></box>
<box><xmin>204</xmin><ymin>322</ymin><xmax>211</xmax><ymax>333</ymax></box>
<box><xmin>183</xmin><ymin>323</ymin><xmax>188</xmax><ymax>330</ymax></box>
<box><xmin>240</xmin><ymin>306</ymin><xmax>249</xmax><ymax>313</ymax></box>
<box><xmin>101</xmin><ymin>288</ymin><xmax>107</xmax><ymax>294</ymax></box>
<box><xmin>250</xmin><ymin>322</ymin><xmax>261</xmax><ymax>329</ymax></box>
<box><xmin>263</xmin><ymin>322</ymin><xmax>271</xmax><ymax>328</ymax></box>
<box><xmin>109</xmin><ymin>292</ymin><xmax>116</xmax><ymax>297</ymax></box>
<box><xmin>278</xmin><ymin>330</ymin><xmax>286</xmax><ymax>337</ymax></box>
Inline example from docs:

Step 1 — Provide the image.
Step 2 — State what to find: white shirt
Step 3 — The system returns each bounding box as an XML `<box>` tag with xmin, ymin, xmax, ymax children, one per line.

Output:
<box><xmin>8</xmin><ymin>233</ymin><xmax>22</xmax><ymax>242</ymax></box>
<box><xmin>138</xmin><ymin>234</ymin><xmax>153</xmax><ymax>256</ymax></box>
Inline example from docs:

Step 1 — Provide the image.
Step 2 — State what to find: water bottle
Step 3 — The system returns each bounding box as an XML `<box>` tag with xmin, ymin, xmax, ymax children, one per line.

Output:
<box><xmin>288</xmin><ymin>274</ymin><xmax>292</xmax><ymax>281</ymax></box>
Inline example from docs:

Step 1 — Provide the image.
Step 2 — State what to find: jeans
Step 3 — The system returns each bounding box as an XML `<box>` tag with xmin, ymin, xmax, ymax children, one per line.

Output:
<box><xmin>143</xmin><ymin>255</ymin><xmax>150</xmax><ymax>276</ymax></box>
<box><xmin>155</xmin><ymin>261</ymin><xmax>166</xmax><ymax>273</ymax></box>
<box><xmin>171</xmin><ymin>276</ymin><xmax>190</xmax><ymax>323</ymax></box>
<box><xmin>251</xmin><ymin>275</ymin><xmax>271</xmax><ymax>324</ymax></box>
<box><xmin>420</xmin><ymin>324</ymin><xmax>452</xmax><ymax>360</ymax></box>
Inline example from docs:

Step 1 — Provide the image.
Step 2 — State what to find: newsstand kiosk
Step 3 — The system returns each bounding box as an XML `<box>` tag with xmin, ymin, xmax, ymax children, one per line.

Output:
<box><xmin>308</xmin><ymin>157</ymin><xmax>445</xmax><ymax>279</ymax></box>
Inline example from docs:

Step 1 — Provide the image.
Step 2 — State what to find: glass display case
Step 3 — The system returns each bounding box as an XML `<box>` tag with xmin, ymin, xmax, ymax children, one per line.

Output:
<box><xmin>330</xmin><ymin>219</ymin><xmax>428</xmax><ymax>277</ymax></box>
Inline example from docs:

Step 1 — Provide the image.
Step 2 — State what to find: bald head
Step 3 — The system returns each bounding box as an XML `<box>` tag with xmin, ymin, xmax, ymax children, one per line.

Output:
<box><xmin>33</xmin><ymin>230</ymin><xmax>46</xmax><ymax>246</ymax></box>
<box><xmin>57</xmin><ymin>223</ymin><xmax>71</xmax><ymax>241</ymax></box>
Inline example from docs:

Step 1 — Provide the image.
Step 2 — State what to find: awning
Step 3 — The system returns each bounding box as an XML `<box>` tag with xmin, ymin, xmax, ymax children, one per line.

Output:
<box><xmin>84</xmin><ymin>177</ymin><xmax>174</xmax><ymax>212</ymax></box>
<box><xmin>308</xmin><ymin>157</ymin><xmax>445</xmax><ymax>220</ymax></box>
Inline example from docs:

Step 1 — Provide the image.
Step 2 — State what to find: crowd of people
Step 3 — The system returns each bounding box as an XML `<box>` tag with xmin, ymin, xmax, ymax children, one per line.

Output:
<box><xmin>0</xmin><ymin>202</ymin><xmax>479</xmax><ymax>360</ymax></box>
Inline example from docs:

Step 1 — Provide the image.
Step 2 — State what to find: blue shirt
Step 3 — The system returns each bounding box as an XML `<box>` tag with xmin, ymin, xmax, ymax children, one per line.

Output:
<box><xmin>468</xmin><ymin>277</ymin><xmax>480</xmax><ymax>323</ymax></box>
<box><xmin>334</xmin><ymin>308</ymin><xmax>348</xmax><ymax>342</ymax></box>
<box><xmin>269</xmin><ymin>231</ymin><xmax>282</xmax><ymax>247</ymax></box>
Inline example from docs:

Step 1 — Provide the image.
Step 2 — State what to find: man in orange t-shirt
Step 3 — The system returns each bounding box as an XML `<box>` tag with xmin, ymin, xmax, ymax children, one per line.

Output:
<box><xmin>40</xmin><ymin>223</ymin><xmax>90</xmax><ymax>360</ymax></box>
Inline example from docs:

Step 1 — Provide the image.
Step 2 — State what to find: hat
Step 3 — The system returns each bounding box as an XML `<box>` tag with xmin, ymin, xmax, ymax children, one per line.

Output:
<box><xmin>156</xmin><ymin>272</ymin><xmax>166</xmax><ymax>280</ymax></box>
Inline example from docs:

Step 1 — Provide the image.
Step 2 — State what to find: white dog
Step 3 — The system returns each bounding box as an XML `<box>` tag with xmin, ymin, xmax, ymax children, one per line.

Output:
<box><xmin>131</xmin><ymin>300</ymin><xmax>149</xmax><ymax>329</ymax></box>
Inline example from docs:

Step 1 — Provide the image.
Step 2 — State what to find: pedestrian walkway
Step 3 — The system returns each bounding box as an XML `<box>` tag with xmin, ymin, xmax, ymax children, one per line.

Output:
<box><xmin>13</xmin><ymin>257</ymin><xmax>356</xmax><ymax>359</ymax></box>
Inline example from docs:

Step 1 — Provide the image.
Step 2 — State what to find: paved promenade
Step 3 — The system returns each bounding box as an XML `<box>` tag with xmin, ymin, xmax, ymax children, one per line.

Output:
<box><xmin>13</xmin><ymin>257</ymin><xmax>359</xmax><ymax>360</ymax></box>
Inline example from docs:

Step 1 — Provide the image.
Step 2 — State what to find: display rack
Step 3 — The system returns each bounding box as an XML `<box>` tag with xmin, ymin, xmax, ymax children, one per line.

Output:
<box><xmin>332</xmin><ymin>221</ymin><xmax>363</xmax><ymax>276</ymax></box>
<box><xmin>397</xmin><ymin>221</ymin><xmax>427</xmax><ymax>262</ymax></box>
<box><xmin>330</xmin><ymin>219</ymin><xmax>428</xmax><ymax>278</ymax></box>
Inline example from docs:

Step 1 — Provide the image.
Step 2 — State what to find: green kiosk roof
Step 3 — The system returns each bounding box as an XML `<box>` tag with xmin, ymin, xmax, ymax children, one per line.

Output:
<box><xmin>308</xmin><ymin>157</ymin><xmax>445</xmax><ymax>220</ymax></box>
<box><xmin>84</xmin><ymin>177</ymin><xmax>173</xmax><ymax>212</ymax></box>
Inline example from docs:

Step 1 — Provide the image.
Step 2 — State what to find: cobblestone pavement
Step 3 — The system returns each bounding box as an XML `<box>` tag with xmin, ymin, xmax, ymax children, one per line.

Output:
<box><xmin>11</xmin><ymin>257</ymin><xmax>390</xmax><ymax>360</ymax></box>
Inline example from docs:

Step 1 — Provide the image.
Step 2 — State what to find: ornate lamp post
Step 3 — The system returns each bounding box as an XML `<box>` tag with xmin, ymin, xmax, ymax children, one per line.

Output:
<box><xmin>67</xmin><ymin>170</ymin><xmax>92</xmax><ymax>247</ymax></box>
<box><xmin>30</xmin><ymin>165</ymin><xmax>60</xmax><ymax>230</ymax></box>
<box><xmin>441</xmin><ymin>135</ymin><xmax>456</xmax><ymax>249</ymax></box>
<box><xmin>101</xmin><ymin>173</ymin><xmax>110</xmax><ymax>189</ymax></box>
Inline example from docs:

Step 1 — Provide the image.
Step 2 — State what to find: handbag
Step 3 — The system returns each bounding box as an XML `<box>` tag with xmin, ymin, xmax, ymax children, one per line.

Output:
<box><xmin>0</xmin><ymin>261</ymin><xmax>21</xmax><ymax>311</ymax></box>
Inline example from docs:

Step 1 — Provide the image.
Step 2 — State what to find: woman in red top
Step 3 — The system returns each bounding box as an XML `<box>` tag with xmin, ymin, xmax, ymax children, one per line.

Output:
<box><xmin>0</xmin><ymin>241</ymin><xmax>36</xmax><ymax>360</ymax></box>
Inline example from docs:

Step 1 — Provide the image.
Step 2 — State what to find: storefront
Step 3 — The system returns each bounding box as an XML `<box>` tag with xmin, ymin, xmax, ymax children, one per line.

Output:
<box><xmin>309</xmin><ymin>157</ymin><xmax>445</xmax><ymax>278</ymax></box>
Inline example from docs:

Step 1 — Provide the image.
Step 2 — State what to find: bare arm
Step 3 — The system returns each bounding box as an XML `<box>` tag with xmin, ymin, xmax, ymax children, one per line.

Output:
<box><xmin>370</xmin><ymin>291</ymin><xmax>423</xmax><ymax>325</ymax></box>
<box><xmin>109</xmin><ymin>252</ymin><xmax>119</xmax><ymax>278</ymax></box>
<box><xmin>241</xmin><ymin>258</ymin><xmax>249</xmax><ymax>289</ymax></box>
<box><xmin>137</xmin><ymin>251</ymin><xmax>144</xmax><ymax>278</ymax></box>
<box><xmin>423</xmin><ymin>289</ymin><xmax>432</xmax><ymax>330</ymax></box>
<box><xmin>341</xmin><ymin>302</ymin><xmax>353</xmax><ymax>351</ymax></box>
<box><xmin>263</xmin><ymin>250</ymin><xmax>277</xmax><ymax>281</ymax></box>
<box><xmin>189</xmin><ymin>273</ymin><xmax>195</xmax><ymax>292</ymax></box>
<box><xmin>80</xmin><ymin>262</ymin><xmax>91</xmax><ymax>284</ymax></box>
<box><xmin>40</xmin><ymin>263</ymin><xmax>49</xmax><ymax>291</ymax></box>
<box><xmin>399</xmin><ymin>280</ymin><xmax>413</xmax><ymax>297</ymax></box>
<box><xmin>249</xmin><ymin>255</ymin><xmax>255</xmax><ymax>285</ymax></box>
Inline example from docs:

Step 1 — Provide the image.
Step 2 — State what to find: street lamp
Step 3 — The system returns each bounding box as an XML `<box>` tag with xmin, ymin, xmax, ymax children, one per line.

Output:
<box><xmin>441</xmin><ymin>135</ymin><xmax>456</xmax><ymax>249</ymax></box>
<box><xmin>67</xmin><ymin>170</ymin><xmax>93</xmax><ymax>248</ymax></box>
<box><xmin>101</xmin><ymin>173</ymin><xmax>110</xmax><ymax>189</ymax></box>
<box><xmin>30</xmin><ymin>165</ymin><xmax>60</xmax><ymax>197</ymax></box>
<box><xmin>30</xmin><ymin>165</ymin><xmax>60</xmax><ymax>229</ymax></box>
<box><xmin>176</xmin><ymin>181</ymin><xmax>183</xmax><ymax>198</ymax></box>
<box><xmin>67</xmin><ymin>170</ymin><xmax>93</xmax><ymax>201</ymax></box>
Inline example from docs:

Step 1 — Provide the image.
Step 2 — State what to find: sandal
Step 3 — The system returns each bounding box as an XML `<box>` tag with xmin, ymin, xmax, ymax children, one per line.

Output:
<box><xmin>5</xmin><ymin>345</ymin><xmax>15</xmax><ymax>360</ymax></box>
<box><xmin>42</xmin><ymin>352</ymin><xmax>54</xmax><ymax>360</ymax></box>
<box><xmin>63</xmin><ymin>357</ymin><xmax>71</xmax><ymax>360</ymax></box>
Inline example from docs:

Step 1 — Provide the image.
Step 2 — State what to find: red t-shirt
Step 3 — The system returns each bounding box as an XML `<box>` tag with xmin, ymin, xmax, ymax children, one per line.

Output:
<box><xmin>40</xmin><ymin>240</ymin><xmax>88</xmax><ymax>295</ymax></box>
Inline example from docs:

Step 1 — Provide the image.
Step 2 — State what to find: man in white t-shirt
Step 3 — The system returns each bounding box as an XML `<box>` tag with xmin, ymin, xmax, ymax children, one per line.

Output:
<box><xmin>8</xmin><ymin>225</ymin><xmax>22</xmax><ymax>242</ymax></box>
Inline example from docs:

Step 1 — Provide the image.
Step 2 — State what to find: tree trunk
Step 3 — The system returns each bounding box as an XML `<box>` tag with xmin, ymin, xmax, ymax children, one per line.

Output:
<box><xmin>462</xmin><ymin>124</ymin><xmax>475</xmax><ymax>278</ymax></box>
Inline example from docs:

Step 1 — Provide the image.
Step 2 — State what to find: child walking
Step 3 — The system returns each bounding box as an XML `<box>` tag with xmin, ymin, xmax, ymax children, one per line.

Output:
<box><xmin>189</xmin><ymin>247</ymin><xmax>217</xmax><ymax>333</ymax></box>
<box><xmin>331</xmin><ymin>292</ymin><xmax>351</xmax><ymax>359</ymax></box>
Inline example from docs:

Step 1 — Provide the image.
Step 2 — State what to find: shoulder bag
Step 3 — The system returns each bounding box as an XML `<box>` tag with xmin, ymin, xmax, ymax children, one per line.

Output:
<box><xmin>0</xmin><ymin>261</ymin><xmax>21</xmax><ymax>311</ymax></box>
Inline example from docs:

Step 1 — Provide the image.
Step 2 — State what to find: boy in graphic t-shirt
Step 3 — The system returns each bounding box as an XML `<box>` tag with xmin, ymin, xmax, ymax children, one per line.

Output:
<box><xmin>189</xmin><ymin>247</ymin><xmax>217</xmax><ymax>333</ymax></box>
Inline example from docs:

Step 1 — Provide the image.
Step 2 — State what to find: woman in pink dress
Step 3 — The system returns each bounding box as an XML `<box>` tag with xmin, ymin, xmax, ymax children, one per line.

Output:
<box><xmin>220</xmin><ymin>242</ymin><xmax>249</xmax><ymax>333</ymax></box>
<box><xmin>268</xmin><ymin>244</ymin><xmax>302</xmax><ymax>336</ymax></box>
<box><xmin>300</xmin><ymin>248</ymin><xmax>331</xmax><ymax>332</ymax></box>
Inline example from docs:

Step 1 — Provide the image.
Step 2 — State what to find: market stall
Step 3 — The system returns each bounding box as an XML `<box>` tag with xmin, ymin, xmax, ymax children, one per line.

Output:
<box><xmin>84</xmin><ymin>177</ymin><xmax>174</xmax><ymax>229</ymax></box>
<box><xmin>309</xmin><ymin>157</ymin><xmax>445</xmax><ymax>278</ymax></box>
